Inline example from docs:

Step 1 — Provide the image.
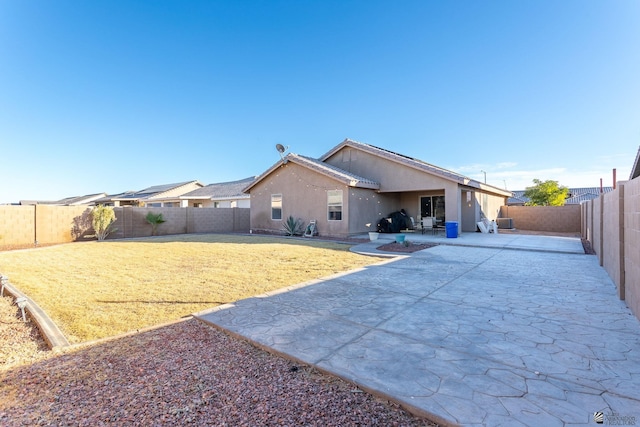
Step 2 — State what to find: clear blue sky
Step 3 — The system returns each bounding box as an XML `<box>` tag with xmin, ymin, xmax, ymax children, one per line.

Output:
<box><xmin>1</xmin><ymin>1</ymin><xmax>639</xmax><ymax>203</ymax></box>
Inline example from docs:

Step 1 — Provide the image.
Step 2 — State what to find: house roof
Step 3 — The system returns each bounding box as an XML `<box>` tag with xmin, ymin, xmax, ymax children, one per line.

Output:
<box><xmin>108</xmin><ymin>180</ymin><xmax>203</xmax><ymax>202</ymax></box>
<box><xmin>181</xmin><ymin>177</ymin><xmax>255</xmax><ymax>200</ymax></box>
<box><xmin>20</xmin><ymin>193</ymin><xmax>107</xmax><ymax>206</ymax></box>
<box><xmin>631</xmin><ymin>146</ymin><xmax>640</xmax><ymax>180</ymax></box>
<box><xmin>54</xmin><ymin>193</ymin><xmax>108</xmax><ymax>205</ymax></box>
<box><xmin>322</xmin><ymin>139</ymin><xmax>512</xmax><ymax>197</ymax></box>
<box><xmin>508</xmin><ymin>187</ymin><xmax>614</xmax><ymax>205</ymax></box>
<box><xmin>243</xmin><ymin>153</ymin><xmax>381</xmax><ymax>192</ymax></box>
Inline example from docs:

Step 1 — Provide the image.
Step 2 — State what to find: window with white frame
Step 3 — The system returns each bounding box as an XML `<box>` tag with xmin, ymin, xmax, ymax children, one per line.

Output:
<box><xmin>271</xmin><ymin>194</ymin><xmax>282</xmax><ymax>220</ymax></box>
<box><xmin>327</xmin><ymin>190</ymin><xmax>342</xmax><ymax>221</ymax></box>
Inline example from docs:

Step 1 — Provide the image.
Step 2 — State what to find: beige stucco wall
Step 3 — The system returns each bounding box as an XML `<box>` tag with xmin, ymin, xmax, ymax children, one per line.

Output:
<box><xmin>249</xmin><ymin>162</ymin><xmax>352</xmax><ymax>237</ymax></box>
<box><xmin>348</xmin><ymin>188</ymin><xmax>398</xmax><ymax>234</ymax></box>
<box><xmin>499</xmin><ymin>205</ymin><xmax>581</xmax><ymax>232</ymax></box>
<box><xmin>148</xmin><ymin>182</ymin><xmax>203</xmax><ymax>201</ymax></box>
<box><xmin>326</xmin><ymin>148</ymin><xmax>455</xmax><ymax>193</ymax></box>
<box><xmin>190</xmin><ymin>199</ymin><xmax>250</xmax><ymax>209</ymax></box>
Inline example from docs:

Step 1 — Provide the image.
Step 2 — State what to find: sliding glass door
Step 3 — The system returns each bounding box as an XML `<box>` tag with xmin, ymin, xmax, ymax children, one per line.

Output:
<box><xmin>420</xmin><ymin>195</ymin><xmax>445</xmax><ymax>226</ymax></box>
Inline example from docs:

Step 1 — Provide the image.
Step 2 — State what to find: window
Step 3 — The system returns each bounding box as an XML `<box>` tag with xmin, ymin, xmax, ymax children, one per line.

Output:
<box><xmin>271</xmin><ymin>194</ymin><xmax>282</xmax><ymax>220</ymax></box>
<box><xmin>327</xmin><ymin>190</ymin><xmax>342</xmax><ymax>221</ymax></box>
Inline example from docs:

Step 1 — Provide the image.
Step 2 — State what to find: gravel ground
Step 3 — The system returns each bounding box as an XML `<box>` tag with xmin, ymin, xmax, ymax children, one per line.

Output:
<box><xmin>0</xmin><ymin>296</ymin><xmax>437</xmax><ymax>426</ymax></box>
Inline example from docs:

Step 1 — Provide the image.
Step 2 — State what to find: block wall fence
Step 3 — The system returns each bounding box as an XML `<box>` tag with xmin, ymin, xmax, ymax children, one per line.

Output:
<box><xmin>582</xmin><ymin>177</ymin><xmax>640</xmax><ymax>322</ymax></box>
<box><xmin>0</xmin><ymin>206</ymin><xmax>250</xmax><ymax>248</ymax></box>
<box><xmin>499</xmin><ymin>205</ymin><xmax>581</xmax><ymax>233</ymax></box>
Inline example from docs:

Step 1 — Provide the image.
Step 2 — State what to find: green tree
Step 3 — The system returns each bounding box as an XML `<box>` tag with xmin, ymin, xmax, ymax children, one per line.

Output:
<box><xmin>145</xmin><ymin>212</ymin><xmax>166</xmax><ymax>236</ymax></box>
<box><xmin>523</xmin><ymin>179</ymin><xmax>569</xmax><ymax>206</ymax></box>
<box><xmin>92</xmin><ymin>205</ymin><xmax>117</xmax><ymax>241</ymax></box>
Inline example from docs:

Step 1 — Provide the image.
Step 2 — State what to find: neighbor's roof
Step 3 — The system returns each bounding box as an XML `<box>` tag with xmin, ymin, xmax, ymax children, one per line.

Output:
<box><xmin>631</xmin><ymin>146</ymin><xmax>640</xmax><ymax>180</ymax></box>
<box><xmin>20</xmin><ymin>193</ymin><xmax>107</xmax><ymax>206</ymax></box>
<box><xmin>243</xmin><ymin>153</ymin><xmax>380</xmax><ymax>192</ymax></box>
<box><xmin>110</xmin><ymin>180</ymin><xmax>202</xmax><ymax>201</ymax></box>
<box><xmin>508</xmin><ymin>187</ymin><xmax>614</xmax><ymax>205</ymax></box>
<box><xmin>181</xmin><ymin>177</ymin><xmax>255</xmax><ymax>200</ymax></box>
<box><xmin>322</xmin><ymin>139</ymin><xmax>512</xmax><ymax>197</ymax></box>
<box><xmin>54</xmin><ymin>193</ymin><xmax>108</xmax><ymax>205</ymax></box>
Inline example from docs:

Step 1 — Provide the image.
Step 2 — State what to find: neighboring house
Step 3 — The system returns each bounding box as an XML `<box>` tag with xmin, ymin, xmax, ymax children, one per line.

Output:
<box><xmin>631</xmin><ymin>146</ymin><xmax>640</xmax><ymax>180</ymax></box>
<box><xmin>507</xmin><ymin>187</ymin><xmax>614</xmax><ymax>206</ymax></box>
<box><xmin>244</xmin><ymin>138</ymin><xmax>512</xmax><ymax>237</ymax></box>
<box><xmin>20</xmin><ymin>193</ymin><xmax>107</xmax><ymax>206</ymax></box>
<box><xmin>180</xmin><ymin>177</ymin><xmax>255</xmax><ymax>208</ymax></box>
<box><xmin>97</xmin><ymin>181</ymin><xmax>204</xmax><ymax>207</ymax></box>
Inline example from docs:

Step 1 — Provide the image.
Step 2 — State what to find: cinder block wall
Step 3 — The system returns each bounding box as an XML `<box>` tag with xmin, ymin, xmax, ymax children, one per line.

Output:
<box><xmin>110</xmin><ymin>207</ymin><xmax>250</xmax><ymax>238</ymax></box>
<box><xmin>602</xmin><ymin>188</ymin><xmax>624</xmax><ymax>298</ymax></box>
<box><xmin>0</xmin><ymin>206</ymin><xmax>36</xmax><ymax>246</ymax></box>
<box><xmin>35</xmin><ymin>205</ymin><xmax>95</xmax><ymax>244</ymax></box>
<box><xmin>499</xmin><ymin>205</ymin><xmax>581</xmax><ymax>232</ymax></box>
<box><xmin>583</xmin><ymin>178</ymin><xmax>640</xmax><ymax>322</ymax></box>
<box><xmin>624</xmin><ymin>178</ymin><xmax>640</xmax><ymax>318</ymax></box>
<box><xmin>0</xmin><ymin>206</ymin><xmax>251</xmax><ymax>247</ymax></box>
<box><xmin>0</xmin><ymin>205</ymin><xmax>94</xmax><ymax>247</ymax></box>
<box><xmin>593</xmin><ymin>199</ymin><xmax>602</xmax><ymax>264</ymax></box>
<box><xmin>189</xmin><ymin>207</ymin><xmax>250</xmax><ymax>233</ymax></box>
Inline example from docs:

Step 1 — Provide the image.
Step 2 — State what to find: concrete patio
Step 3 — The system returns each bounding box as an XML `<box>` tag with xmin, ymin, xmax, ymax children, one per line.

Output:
<box><xmin>196</xmin><ymin>233</ymin><xmax>640</xmax><ymax>426</ymax></box>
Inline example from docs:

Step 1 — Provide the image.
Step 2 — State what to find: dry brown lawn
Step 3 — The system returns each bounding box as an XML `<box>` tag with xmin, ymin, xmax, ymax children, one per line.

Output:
<box><xmin>0</xmin><ymin>234</ymin><xmax>383</xmax><ymax>344</ymax></box>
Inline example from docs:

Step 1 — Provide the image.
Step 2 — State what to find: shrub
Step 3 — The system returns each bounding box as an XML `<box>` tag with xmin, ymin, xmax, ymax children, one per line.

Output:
<box><xmin>91</xmin><ymin>205</ymin><xmax>117</xmax><ymax>241</ymax></box>
<box><xmin>145</xmin><ymin>212</ymin><xmax>166</xmax><ymax>236</ymax></box>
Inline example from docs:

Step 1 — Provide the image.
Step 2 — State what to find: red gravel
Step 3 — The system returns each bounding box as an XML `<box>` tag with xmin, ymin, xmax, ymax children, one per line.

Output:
<box><xmin>376</xmin><ymin>242</ymin><xmax>437</xmax><ymax>253</ymax></box>
<box><xmin>0</xmin><ymin>313</ymin><xmax>437</xmax><ymax>426</ymax></box>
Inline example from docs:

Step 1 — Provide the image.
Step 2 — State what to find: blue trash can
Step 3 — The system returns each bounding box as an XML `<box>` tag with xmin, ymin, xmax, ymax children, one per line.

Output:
<box><xmin>445</xmin><ymin>221</ymin><xmax>458</xmax><ymax>238</ymax></box>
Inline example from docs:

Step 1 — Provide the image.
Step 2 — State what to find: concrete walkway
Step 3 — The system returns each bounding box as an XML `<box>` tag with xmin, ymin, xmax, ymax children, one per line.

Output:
<box><xmin>196</xmin><ymin>233</ymin><xmax>640</xmax><ymax>426</ymax></box>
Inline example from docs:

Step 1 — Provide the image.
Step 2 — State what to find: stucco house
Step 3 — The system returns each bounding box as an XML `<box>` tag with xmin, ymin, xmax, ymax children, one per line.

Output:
<box><xmin>244</xmin><ymin>139</ymin><xmax>512</xmax><ymax>238</ymax></box>
<box><xmin>179</xmin><ymin>177</ymin><xmax>255</xmax><ymax>208</ymax></box>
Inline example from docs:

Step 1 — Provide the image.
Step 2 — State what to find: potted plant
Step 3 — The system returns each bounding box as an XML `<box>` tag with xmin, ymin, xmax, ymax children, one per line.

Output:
<box><xmin>366</xmin><ymin>223</ymin><xmax>379</xmax><ymax>241</ymax></box>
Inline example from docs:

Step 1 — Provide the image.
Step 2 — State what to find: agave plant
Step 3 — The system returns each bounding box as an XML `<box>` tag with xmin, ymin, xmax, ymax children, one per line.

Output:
<box><xmin>282</xmin><ymin>215</ymin><xmax>304</xmax><ymax>236</ymax></box>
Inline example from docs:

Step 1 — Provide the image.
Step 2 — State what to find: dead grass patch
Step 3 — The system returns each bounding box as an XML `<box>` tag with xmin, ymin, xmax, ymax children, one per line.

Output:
<box><xmin>0</xmin><ymin>234</ymin><xmax>384</xmax><ymax>344</ymax></box>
